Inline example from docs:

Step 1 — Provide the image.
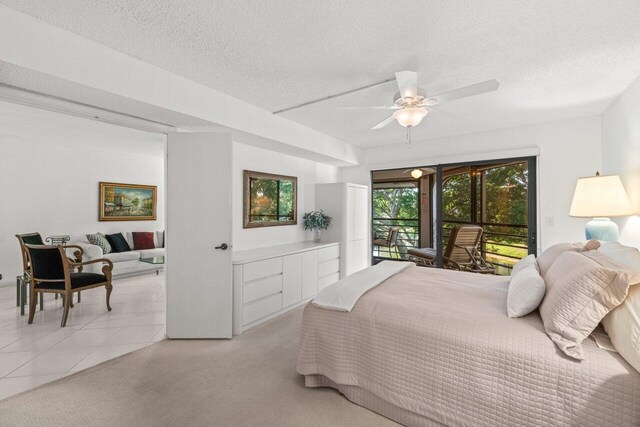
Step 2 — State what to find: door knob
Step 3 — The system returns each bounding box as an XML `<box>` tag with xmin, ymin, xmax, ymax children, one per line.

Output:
<box><xmin>215</xmin><ymin>243</ymin><xmax>229</xmax><ymax>250</ymax></box>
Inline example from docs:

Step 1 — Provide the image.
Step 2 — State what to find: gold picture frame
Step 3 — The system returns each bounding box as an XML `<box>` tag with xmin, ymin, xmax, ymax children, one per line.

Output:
<box><xmin>99</xmin><ymin>182</ymin><xmax>157</xmax><ymax>221</ymax></box>
<box><xmin>243</xmin><ymin>170</ymin><xmax>297</xmax><ymax>228</ymax></box>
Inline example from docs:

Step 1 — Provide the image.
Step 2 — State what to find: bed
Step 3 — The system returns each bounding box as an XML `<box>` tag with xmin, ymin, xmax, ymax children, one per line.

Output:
<box><xmin>296</xmin><ymin>264</ymin><xmax>640</xmax><ymax>426</ymax></box>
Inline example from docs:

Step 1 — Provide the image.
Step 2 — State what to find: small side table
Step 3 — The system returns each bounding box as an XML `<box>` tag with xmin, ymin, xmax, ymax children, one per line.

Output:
<box><xmin>46</xmin><ymin>235</ymin><xmax>71</xmax><ymax>246</ymax></box>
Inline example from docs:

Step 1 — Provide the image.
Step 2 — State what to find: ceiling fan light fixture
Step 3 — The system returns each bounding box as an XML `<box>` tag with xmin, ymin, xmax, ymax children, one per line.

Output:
<box><xmin>411</xmin><ymin>169</ymin><xmax>423</xmax><ymax>179</ymax></box>
<box><xmin>393</xmin><ymin>107</ymin><xmax>428</xmax><ymax>127</ymax></box>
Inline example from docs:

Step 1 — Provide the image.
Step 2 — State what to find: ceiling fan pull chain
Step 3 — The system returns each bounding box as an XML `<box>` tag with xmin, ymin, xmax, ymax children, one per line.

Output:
<box><xmin>407</xmin><ymin>126</ymin><xmax>412</xmax><ymax>148</ymax></box>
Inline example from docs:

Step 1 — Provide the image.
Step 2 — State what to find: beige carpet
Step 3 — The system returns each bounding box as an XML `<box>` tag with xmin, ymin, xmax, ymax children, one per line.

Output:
<box><xmin>0</xmin><ymin>307</ymin><xmax>398</xmax><ymax>426</ymax></box>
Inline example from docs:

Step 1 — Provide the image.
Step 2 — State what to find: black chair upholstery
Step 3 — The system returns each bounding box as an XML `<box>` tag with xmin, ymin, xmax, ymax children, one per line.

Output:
<box><xmin>26</xmin><ymin>246</ymin><xmax>66</xmax><ymax>281</ymax></box>
<box><xmin>20</xmin><ymin>233</ymin><xmax>44</xmax><ymax>246</ymax></box>
<box><xmin>36</xmin><ymin>273</ymin><xmax>107</xmax><ymax>290</ymax></box>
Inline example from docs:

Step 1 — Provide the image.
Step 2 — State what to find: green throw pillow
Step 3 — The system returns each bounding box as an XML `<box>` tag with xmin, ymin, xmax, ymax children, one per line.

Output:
<box><xmin>86</xmin><ymin>232</ymin><xmax>112</xmax><ymax>254</ymax></box>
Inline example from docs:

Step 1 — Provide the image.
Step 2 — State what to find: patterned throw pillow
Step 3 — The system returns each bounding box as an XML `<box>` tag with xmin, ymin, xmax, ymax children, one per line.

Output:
<box><xmin>86</xmin><ymin>232</ymin><xmax>112</xmax><ymax>254</ymax></box>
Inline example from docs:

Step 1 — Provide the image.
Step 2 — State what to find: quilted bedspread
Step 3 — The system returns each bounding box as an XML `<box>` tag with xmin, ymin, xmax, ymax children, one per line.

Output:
<box><xmin>296</xmin><ymin>264</ymin><xmax>640</xmax><ymax>426</ymax></box>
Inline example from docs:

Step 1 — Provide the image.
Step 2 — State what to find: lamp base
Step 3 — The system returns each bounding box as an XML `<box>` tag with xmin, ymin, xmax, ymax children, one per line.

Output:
<box><xmin>585</xmin><ymin>217</ymin><xmax>619</xmax><ymax>242</ymax></box>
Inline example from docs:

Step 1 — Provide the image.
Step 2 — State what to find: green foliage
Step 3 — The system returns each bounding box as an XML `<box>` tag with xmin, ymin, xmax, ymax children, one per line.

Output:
<box><xmin>303</xmin><ymin>210</ymin><xmax>332</xmax><ymax>230</ymax></box>
<box><xmin>249</xmin><ymin>178</ymin><xmax>294</xmax><ymax>221</ymax></box>
<box><xmin>372</xmin><ymin>187</ymin><xmax>419</xmax><ymax>220</ymax></box>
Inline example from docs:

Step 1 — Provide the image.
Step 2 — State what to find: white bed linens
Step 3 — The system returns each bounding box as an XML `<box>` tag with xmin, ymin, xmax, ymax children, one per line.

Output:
<box><xmin>312</xmin><ymin>260</ymin><xmax>410</xmax><ymax>312</ymax></box>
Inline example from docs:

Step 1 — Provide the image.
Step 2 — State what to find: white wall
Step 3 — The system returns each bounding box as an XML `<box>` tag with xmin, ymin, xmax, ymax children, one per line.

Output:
<box><xmin>341</xmin><ymin>116</ymin><xmax>603</xmax><ymax>251</ymax></box>
<box><xmin>0</xmin><ymin>101</ymin><xmax>165</xmax><ymax>283</ymax></box>
<box><xmin>602</xmin><ymin>75</ymin><xmax>640</xmax><ymax>248</ymax></box>
<box><xmin>232</xmin><ymin>142</ymin><xmax>339</xmax><ymax>252</ymax></box>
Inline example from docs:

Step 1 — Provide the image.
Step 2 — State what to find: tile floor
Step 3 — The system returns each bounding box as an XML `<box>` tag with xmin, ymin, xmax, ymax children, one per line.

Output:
<box><xmin>0</xmin><ymin>271</ymin><xmax>165</xmax><ymax>400</ymax></box>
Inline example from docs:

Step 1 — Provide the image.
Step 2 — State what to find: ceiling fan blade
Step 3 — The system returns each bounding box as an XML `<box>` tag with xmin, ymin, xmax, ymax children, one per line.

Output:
<box><xmin>395</xmin><ymin>70</ymin><xmax>418</xmax><ymax>99</ymax></box>
<box><xmin>335</xmin><ymin>105</ymin><xmax>398</xmax><ymax>110</ymax></box>
<box><xmin>422</xmin><ymin>79</ymin><xmax>499</xmax><ymax>106</ymax></box>
<box><xmin>371</xmin><ymin>115</ymin><xmax>396</xmax><ymax>130</ymax></box>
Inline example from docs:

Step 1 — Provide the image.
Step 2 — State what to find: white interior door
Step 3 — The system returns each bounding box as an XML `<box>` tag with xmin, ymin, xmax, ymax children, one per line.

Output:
<box><xmin>166</xmin><ymin>132</ymin><xmax>233</xmax><ymax>338</ymax></box>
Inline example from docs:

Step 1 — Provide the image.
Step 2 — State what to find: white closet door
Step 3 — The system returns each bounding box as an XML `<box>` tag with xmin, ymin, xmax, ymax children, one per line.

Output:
<box><xmin>301</xmin><ymin>250</ymin><xmax>319</xmax><ymax>300</ymax></box>
<box><xmin>282</xmin><ymin>253</ymin><xmax>302</xmax><ymax>308</ymax></box>
<box><xmin>166</xmin><ymin>132</ymin><xmax>233</xmax><ymax>339</ymax></box>
<box><xmin>347</xmin><ymin>185</ymin><xmax>369</xmax><ymax>242</ymax></box>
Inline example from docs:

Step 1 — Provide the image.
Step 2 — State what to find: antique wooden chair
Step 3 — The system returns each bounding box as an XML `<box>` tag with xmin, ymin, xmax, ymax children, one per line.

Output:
<box><xmin>24</xmin><ymin>244</ymin><xmax>113</xmax><ymax>327</ymax></box>
<box><xmin>373</xmin><ymin>226</ymin><xmax>401</xmax><ymax>258</ymax></box>
<box><xmin>16</xmin><ymin>233</ymin><xmax>85</xmax><ymax>313</ymax></box>
<box><xmin>408</xmin><ymin>225</ymin><xmax>495</xmax><ymax>274</ymax></box>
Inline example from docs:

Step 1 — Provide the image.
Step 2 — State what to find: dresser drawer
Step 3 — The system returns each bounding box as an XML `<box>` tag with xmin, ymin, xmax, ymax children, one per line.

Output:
<box><xmin>318</xmin><ymin>272</ymin><xmax>339</xmax><ymax>291</ymax></box>
<box><xmin>318</xmin><ymin>245</ymin><xmax>339</xmax><ymax>263</ymax></box>
<box><xmin>243</xmin><ymin>293</ymin><xmax>282</xmax><ymax>325</ymax></box>
<box><xmin>243</xmin><ymin>257</ymin><xmax>283</xmax><ymax>283</ymax></box>
<box><xmin>318</xmin><ymin>258</ymin><xmax>340</xmax><ymax>278</ymax></box>
<box><xmin>243</xmin><ymin>275</ymin><xmax>283</xmax><ymax>304</ymax></box>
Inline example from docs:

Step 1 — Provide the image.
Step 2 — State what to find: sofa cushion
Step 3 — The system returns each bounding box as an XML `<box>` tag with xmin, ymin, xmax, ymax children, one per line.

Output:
<box><xmin>103</xmin><ymin>251</ymin><xmax>141</xmax><ymax>263</ymax></box>
<box><xmin>105</xmin><ymin>233</ymin><xmax>131</xmax><ymax>253</ymax></box>
<box><xmin>132</xmin><ymin>232</ymin><xmax>155</xmax><ymax>250</ymax></box>
<box><xmin>86</xmin><ymin>233</ymin><xmax>111</xmax><ymax>254</ymax></box>
<box><xmin>137</xmin><ymin>248</ymin><xmax>165</xmax><ymax>259</ymax></box>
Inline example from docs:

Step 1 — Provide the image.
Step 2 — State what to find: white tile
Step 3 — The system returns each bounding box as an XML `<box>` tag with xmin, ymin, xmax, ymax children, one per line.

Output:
<box><xmin>50</xmin><ymin>328</ymin><xmax>120</xmax><ymax>349</ymax></box>
<box><xmin>0</xmin><ymin>328</ymin><xmax>79</xmax><ymax>353</ymax></box>
<box><xmin>83</xmin><ymin>313</ymin><xmax>139</xmax><ymax>329</ymax></box>
<box><xmin>0</xmin><ymin>351</ymin><xmax>38</xmax><ymax>377</ymax></box>
<box><xmin>0</xmin><ymin>374</ymin><xmax>64</xmax><ymax>401</ymax></box>
<box><xmin>105</xmin><ymin>325</ymin><xmax>164</xmax><ymax>346</ymax></box>
<box><xmin>7</xmin><ymin>347</ymin><xmax>95</xmax><ymax>377</ymax></box>
<box><xmin>129</xmin><ymin>311</ymin><xmax>165</xmax><ymax>326</ymax></box>
<box><xmin>67</xmin><ymin>343</ymin><xmax>148</xmax><ymax>374</ymax></box>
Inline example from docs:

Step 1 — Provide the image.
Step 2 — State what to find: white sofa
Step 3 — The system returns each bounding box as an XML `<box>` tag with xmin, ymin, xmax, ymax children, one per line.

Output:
<box><xmin>71</xmin><ymin>232</ymin><xmax>164</xmax><ymax>277</ymax></box>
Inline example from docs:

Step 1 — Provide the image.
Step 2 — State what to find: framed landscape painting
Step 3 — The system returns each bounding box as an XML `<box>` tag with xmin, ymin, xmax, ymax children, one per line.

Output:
<box><xmin>99</xmin><ymin>182</ymin><xmax>157</xmax><ymax>221</ymax></box>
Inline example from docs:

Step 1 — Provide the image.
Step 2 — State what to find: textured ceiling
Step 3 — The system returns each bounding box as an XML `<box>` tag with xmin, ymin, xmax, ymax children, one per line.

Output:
<box><xmin>2</xmin><ymin>0</ymin><xmax>640</xmax><ymax>148</ymax></box>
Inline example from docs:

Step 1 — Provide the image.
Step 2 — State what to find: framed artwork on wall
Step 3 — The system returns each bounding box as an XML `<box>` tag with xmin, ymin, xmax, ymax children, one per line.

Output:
<box><xmin>243</xmin><ymin>170</ymin><xmax>297</xmax><ymax>228</ymax></box>
<box><xmin>99</xmin><ymin>182</ymin><xmax>157</xmax><ymax>221</ymax></box>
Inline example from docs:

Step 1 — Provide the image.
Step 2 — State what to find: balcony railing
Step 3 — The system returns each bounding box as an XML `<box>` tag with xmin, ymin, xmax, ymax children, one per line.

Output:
<box><xmin>373</xmin><ymin>217</ymin><xmax>419</xmax><ymax>260</ymax></box>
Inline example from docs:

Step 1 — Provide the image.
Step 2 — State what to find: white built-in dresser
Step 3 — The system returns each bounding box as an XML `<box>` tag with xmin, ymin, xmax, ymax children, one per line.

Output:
<box><xmin>232</xmin><ymin>241</ymin><xmax>340</xmax><ymax>335</ymax></box>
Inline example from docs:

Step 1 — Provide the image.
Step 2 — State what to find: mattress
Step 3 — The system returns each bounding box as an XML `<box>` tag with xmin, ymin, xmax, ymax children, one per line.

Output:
<box><xmin>296</xmin><ymin>264</ymin><xmax>640</xmax><ymax>426</ymax></box>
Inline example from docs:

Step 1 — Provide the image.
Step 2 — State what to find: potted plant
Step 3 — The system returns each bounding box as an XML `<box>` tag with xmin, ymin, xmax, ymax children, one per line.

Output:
<box><xmin>303</xmin><ymin>210</ymin><xmax>332</xmax><ymax>242</ymax></box>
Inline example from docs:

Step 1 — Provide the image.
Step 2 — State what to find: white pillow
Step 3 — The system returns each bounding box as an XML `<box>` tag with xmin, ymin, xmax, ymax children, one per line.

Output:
<box><xmin>511</xmin><ymin>254</ymin><xmax>537</xmax><ymax>276</ymax></box>
<box><xmin>602</xmin><ymin>283</ymin><xmax>640</xmax><ymax>373</ymax></box>
<box><xmin>507</xmin><ymin>258</ymin><xmax>545</xmax><ymax>318</ymax></box>
<box><xmin>599</xmin><ymin>242</ymin><xmax>640</xmax><ymax>271</ymax></box>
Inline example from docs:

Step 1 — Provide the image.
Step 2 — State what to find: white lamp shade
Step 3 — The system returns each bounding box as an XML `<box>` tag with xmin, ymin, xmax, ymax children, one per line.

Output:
<box><xmin>569</xmin><ymin>174</ymin><xmax>634</xmax><ymax>217</ymax></box>
<box><xmin>393</xmin><ymin>108</ymin><xmax>428</xmax><ymax>127</ymax></box>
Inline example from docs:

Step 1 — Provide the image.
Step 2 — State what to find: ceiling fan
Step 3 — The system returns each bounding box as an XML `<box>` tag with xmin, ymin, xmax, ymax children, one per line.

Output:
<box><xmin>338</xmin><ymin>71</ymin><xmax>499</xmax><ymax>144</ymax></box>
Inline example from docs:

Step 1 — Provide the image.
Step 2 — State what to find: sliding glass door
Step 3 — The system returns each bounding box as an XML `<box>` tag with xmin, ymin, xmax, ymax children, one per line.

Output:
<box><xmin>371</xmin><ymin>157</ymin><xmax>536</xmax><ymax>275</ymax></box>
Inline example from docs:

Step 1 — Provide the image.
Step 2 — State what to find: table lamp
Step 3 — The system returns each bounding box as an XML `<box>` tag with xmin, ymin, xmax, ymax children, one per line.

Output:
<box><xmin>569</xmin><ymin>172</ymin><xmax>633</xmax><ymax>242</ymax></box>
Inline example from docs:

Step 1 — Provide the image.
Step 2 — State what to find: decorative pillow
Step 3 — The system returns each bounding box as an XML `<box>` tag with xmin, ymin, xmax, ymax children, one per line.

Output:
<box><xmin>86</xmin><ymin>232</ymin><xmax>111</xmax><ymax>254</ymax></box>
<box><xmin>156</xmin><ymin>230</ymin><xmax>165</xmax><ymax>248</ymax></box>
<box><xmin>132</xmin><ymin>232</ymin><xmax>155</xmax><ymax>250</ymax></box>
<box><xmin>539</xmin><ymin>250</ymin><xmax>637</xmax><ymax>360</ymax></box>
<box><xmin>105</xmin><ymin>233</ymin><xmax>131</xmax><ymax>253</ymax></box>
<box><xmin>507</xmin><ymin>258</ymin><xmax>545</xmax><ymax>318</ymax></box>
<box><xmin>602</xmin><ymin>283</ymin><xmax>640</xmax><ymax>373</ymax></box>
<box><xmin>511</xmin><ymin>254</ymin><xmax>537</xmax><ymax>277</ymax></box>
<box><xmin>536</xmin><ymin>239</ymin><xmax>600</xmax><ymax>277</ymax></box>
<box><xmin>599</xmin><ymin>242</ymin><xmax>640</xmax><ymax>271</ymax></box>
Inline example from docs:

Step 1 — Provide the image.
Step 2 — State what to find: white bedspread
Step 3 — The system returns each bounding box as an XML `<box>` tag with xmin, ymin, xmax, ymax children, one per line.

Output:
<box><xmin>312</xmin><ymin>261</ymin><xmax>411</xmax><ymax>311</ymax></box>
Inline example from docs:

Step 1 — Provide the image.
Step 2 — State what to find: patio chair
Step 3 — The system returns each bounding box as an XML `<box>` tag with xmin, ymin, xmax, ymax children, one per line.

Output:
<box><xmin>407</xmin><ymin>225</ymin><xmax>495</xmax><ymax>274</ymax></box>
<box><xmin>373</xmin><ymin>226</ymin><xmax>401</xmax><ymax>258</ymax></box>
<box><xmin>24</xmin><ymin>244</ymin><xmax>113</xmax><ymax>327</ymax></box>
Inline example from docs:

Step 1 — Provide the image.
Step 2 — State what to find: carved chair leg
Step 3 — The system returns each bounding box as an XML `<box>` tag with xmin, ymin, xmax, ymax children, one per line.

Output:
<box><xmin>39</xmin><ymin>292</ymin><xmax>44</xmax><ymax>311</ymax></box>
<box><xmin>28</xmin><ymin>288</ymin><xmax>37</xmax><ymax>324</ymax></box>
<box><xmin>61</xmin><ymin>292</ymin><xmax>71</xmax><ymax>327</ymax></box>
<box><xmin>77</xmin><ymin>291</ymin><xmax>81</xmax><ymax>303</ymax></box>
<box><xmin>106</xmin><ymin>284</ymin><xmax>113</xmax><ymax>311</ymax></box>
